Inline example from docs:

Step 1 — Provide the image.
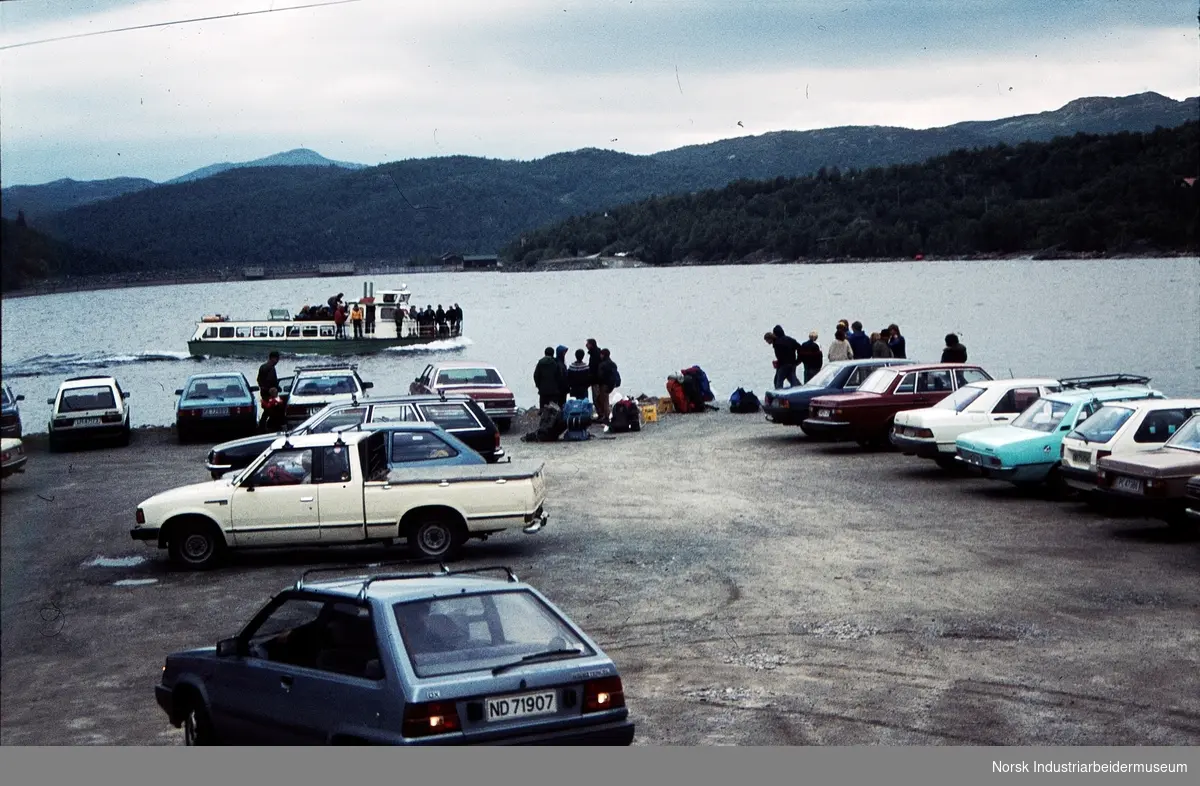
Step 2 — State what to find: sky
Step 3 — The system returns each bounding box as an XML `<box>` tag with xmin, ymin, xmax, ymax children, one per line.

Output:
<box><xmin>1</xmin><ymin>0</ymin><xmax>1197</xmax><ymax>186</ymax></box>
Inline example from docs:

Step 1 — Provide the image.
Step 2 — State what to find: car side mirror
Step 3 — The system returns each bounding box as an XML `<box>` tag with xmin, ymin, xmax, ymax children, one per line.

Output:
<box><xmin>363</xmin><ymin>382</ymin><xmax>374</xmax><ymax>389</ymax></box>
<box><xmin>47</xmin><ymin>398</ymin><xmax>55</xmax><ymax>405</ymax></box>
<box><xmin>1060</xmin><ymin>425</ymin><xmax>1071</xmax><ymax>431</ymax></box>
<box><xmin>15</xmin><ymin>395</ymin><xmax>24</xmax><ymax>402</ymax></box>
<box><xmin>175</xmin><ymin>389</ymin><xmax>184</xmax><ymax>396</ymax></box>
<box><xmin>123</xmin><ymin>392</ymin><xmax>130</xmax><ymax>399</ymax></box>
<box><xmin>216</xmin><ymin>637</ymin><xmax>243</xmax><ymax>657</ymax></box>
<box><xmin>250</xmin><ymin>386</ymin><xmax>259</xmax><ymax>393</ymax></box>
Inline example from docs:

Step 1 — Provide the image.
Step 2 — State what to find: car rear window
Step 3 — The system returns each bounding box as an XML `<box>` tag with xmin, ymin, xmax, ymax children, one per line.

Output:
<box><xmin>857</xmin><ymin>369</ymin><xmax>897</xmax><ymax>394</ymax></box>
<box><xmin>418</xmin><ymin>402</ymin><xmax>481</xmax><ymax>430</ymax></box>
<box><xmin>436</xmin><ymin>367</ymin><xmax>502</xmax><ymax>386</ymax></box>
<box><xmin>393</xmin><ymin>590</ymin><xmax>593</xmax><ymax>679</ymax></box>
<box><xmin>1164</xmin><ymin>415</ymin><xmax>1200</xmax><ymax>452</ymax></box>
<box><xmin>185</xmin><ymin>376</ymin><xmax>246</xmax><ymax>400</ymax></box>
<box><xmin>1011</xmin><ymin>398</ymin><xmax>1072</xmax><ymax>433</ymax></box>
<box><xmin>936</xmin><ymin>384</ymin><xmax>987</xmax><ymax>412</ymax></box>
<box><xmin>390</xmin><ymin>432</ymin><xmax>460</xmax><ymax>462</ymax></box>
<box><xmin>293</xmin><ymin>374</ymin><xmax>358</xmax><ymax>396</ymax></box>
<box><xmin>60</xmin><ymin>386</ymin><xmax>116</xmax><ymax>412</ymax></box>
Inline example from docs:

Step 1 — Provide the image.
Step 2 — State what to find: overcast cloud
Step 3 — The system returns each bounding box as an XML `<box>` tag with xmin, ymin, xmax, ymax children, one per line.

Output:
<box><xmin>1</xmin><ymin>0</ymin><xmax>1196</xmax><ymax>185</ymax></box>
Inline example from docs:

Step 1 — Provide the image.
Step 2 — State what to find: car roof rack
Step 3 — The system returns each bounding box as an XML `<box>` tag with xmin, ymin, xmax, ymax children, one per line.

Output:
<box><xmin>295</xmin><ymin>363</ymin><xmax>359</xmax><ymax>374</ymax></box>
<box><xmin>293</xmin><ymin>563</ymin><xmax>520</xmax><ymax>595</ymax></box>
<box><xmin>1058</xmin><ymin>374</ymin><xmax>1151</xmax><ymax>390</ymax></box>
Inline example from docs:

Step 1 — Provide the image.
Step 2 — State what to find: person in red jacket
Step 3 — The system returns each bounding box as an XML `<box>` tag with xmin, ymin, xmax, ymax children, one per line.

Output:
<box><xmin>333</xmin><ymin>304</ymin><xmax>347</xmax><ymax>340</ymax></box>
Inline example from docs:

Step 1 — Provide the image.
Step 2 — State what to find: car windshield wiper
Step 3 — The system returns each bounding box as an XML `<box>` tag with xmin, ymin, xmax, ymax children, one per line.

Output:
<box><xmin>491</xmin><ymin>648</ymin><xmax>582</xmax><ymax>675</ymax></box>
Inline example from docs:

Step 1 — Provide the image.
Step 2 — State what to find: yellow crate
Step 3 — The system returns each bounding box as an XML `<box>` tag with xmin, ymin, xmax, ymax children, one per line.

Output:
<box><xmin>657</xmin><ymin>396</ymin><xmax>674</xmax><ymax>414</ymax></box>
<box><xmin>640</xmin><ymin>404</ymin><xmax>658</xmax><ymax>423</ymax></box>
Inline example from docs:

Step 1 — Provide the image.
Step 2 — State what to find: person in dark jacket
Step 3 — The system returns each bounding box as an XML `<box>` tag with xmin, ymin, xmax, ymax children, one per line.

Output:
<box><xmin>595</xmin><ymin>349</ymin><xmax>620</xmax><ymax>423</ymax></box>
<box><xmin>847</xmin><ymin>320</ymin><xmax>872</xmax><ymax>359</ymax></box>
<box><xmin>871</xmin><ymin>330</ymin><xmax>894</xmax><ymax>358</ymax></box>
<box><xmin>887</xmin><ymin>323</ymin><xmax>906</xmax><ymax>358</ymax></box>
<box><xmin>941</xmin><ymin>333</ymin><xmax>968</xmax><ymax>362</ymax></box>
<box><xmin>566</xmin><ymin>349</ymin><xmax>591</xmax><ymax>399</ymax></box>
<box><xmin>534</xmin><ymin>347</ymin><xmax>562</xmax><ymax>407</ymax></box>
<box><xmin>798</xmin><ymin>331</ymin><xmax>823</xmax><ymax>382</ymax></box>
<box><xmin>586</xmin><ymin>338</ymin><xmax>603</xmax><ymax>413</ymax></box>
<box><xmin>764</xmin><ymin>325</ymin><xmax>801</xmax><ymax>389</ymax></box>
<box><xmin>554</xmin><ymin>345</ymin><xmax>570</xmax><ymax>406</ymax></box>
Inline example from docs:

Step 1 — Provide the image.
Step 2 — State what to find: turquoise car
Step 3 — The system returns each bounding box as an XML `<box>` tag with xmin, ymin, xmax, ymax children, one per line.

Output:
<box><xmin>954</xmin><ymin>375</ymin><xmax>1165</xmax><ymax>488</ymax></box>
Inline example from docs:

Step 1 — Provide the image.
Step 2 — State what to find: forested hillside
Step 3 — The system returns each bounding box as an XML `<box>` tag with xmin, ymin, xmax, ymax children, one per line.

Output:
<box><xmin>507</xmin><ymin>124</ymin><xmax>1200</xmax><ymax>264</ymax></box>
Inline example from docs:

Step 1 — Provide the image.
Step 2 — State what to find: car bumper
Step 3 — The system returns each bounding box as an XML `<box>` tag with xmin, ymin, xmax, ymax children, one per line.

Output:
<box><xmin>889</xmin><ymin>433</ymin><xmax>945</xmax><ymax>458</ymax></box>
<box><xmin>1059</xmin><ymin>465</ymin><xmax>1100</xmax><ymax>492</ymax></box>
<box><xmin>407</xmin><ymin>717</ymin><xmax>635</xmax><ymax>746</ymax></box>
<box><xmin>523</xmin><ymin>509</ymin><xmax>548</xmax><ymax>535</ymax></box>
<box><xmin>481</xmin><ymin>407</ymin><xmax>518</xmax><ymax>420</ymax></box>
<box><xmin>1</xmin><ymin>422</ymin><xmax>21</xmax><ymax>438</ymax></box>
<box><xmin>763</xmin><ymin>404</ymin><xmax>805</xmax><ymax>424</ymax></box>
<box><xmin>1</xmin><ymin>456</ymin><xmax>27</xmax><ymax>477</ymax></box>
<box><xmin>52</xmin><ymin>423</ymin><xmax>128</xmax><ymax>439</ymax></box>
<box><xmin>799</xmin><ymin>418</ymin><xmax>851</xmax><ymax>439</ymax></box>
<box><xmin>131</xmin><ymin>526</ymin><xmax>161</xmax><ymax>544</ymax></box>
<box><xmin>155</xmin><ymin>685</ymin><xmax>175</xmax><ymax>722</ymax></box>
<box><xmin>959</xmin><ymin>460</ymin><xmax>1054</xmax><ymax>484</ymax></box>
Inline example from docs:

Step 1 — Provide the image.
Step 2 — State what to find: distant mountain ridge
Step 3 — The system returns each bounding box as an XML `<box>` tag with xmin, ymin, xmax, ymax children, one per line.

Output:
<box><xmin>5</xmin><ymin>92</ymin><xmax>1197</xmax><ymax>269</ymax></box>
<box><xmin>165</xmin><ymin>148</ymin><xmax>369</xmax><ymax>184</ymax></box>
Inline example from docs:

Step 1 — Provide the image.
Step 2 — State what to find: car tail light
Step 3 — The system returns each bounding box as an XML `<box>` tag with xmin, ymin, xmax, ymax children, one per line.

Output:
<box><xmin>402</xmin><ymin>701</ymin><xmax>461</xmax><ymax>738</ymax></box>
<box><xmin>1097</xmin><ymin>471</ymin><xmax>1111</xmax><ymax>486</ymax></box>
<box><xmin>136</xmin><ymin>508</ymin><xmax>145</xmax><ymax>524</ymax></box>
<box><xmin>101</xmin><ymin>412</ymin><xmax>122</xmax><ymax>423</ymax></box>
<box><xmin>1145</xmin><ymin>479</ymin><xmax>1167</xmax><ymax>496</ymax></box>
<box><xmin>779</xmin><ymin>399</ymin><xmax>789</xmax><ymax>408</ymax></box>
<box><xmin>493</xmin><ymin>431</ymin><xmax>501</xmax><ymax>450</ymax></box>
<box><xmin>180</xmin><ymin>409</ymin><xmax>201</xmax><ymax>418</ymax></box>
<box><xmin>583</xmin><ymin>676</ymin><xmax>625</xmax><ymax>713</ymax></box>
<box><xmin>0</xmin><ymin>450</ymin><xmax>9</xmax><ymax>462</ymax></box>
<box><xmin>1094</xmin><ymin>450</ymin><xmax>1111</xmax><ymax>465</ymax></box>
<box><xmin>53</xmin><ymin>418</ymin><xmax>74</xmax><ymax>427</ymax></box>
<box><xmin>231</xmin><ymin>405</ymin><xmax>253</xmax><ymax>415</ymax></box>
<box><xmin>914</xmin><ymin>428</ymin><xmax>934</xmax><ymax>438</ymax></box>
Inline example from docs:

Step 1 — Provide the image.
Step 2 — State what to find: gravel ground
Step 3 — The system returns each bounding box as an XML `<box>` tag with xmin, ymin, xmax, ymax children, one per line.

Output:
<box><xmin>2</xmin><ymin>409</ymin><xmax>1198</xmax><ymax>746</ymax></box>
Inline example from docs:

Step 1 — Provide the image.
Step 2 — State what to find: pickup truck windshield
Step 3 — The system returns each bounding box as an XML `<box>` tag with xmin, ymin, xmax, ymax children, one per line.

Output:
<box><xmin>394</xmin><ymin>590</ymin><xmax>593</xmax><ymax>678</ymax></box>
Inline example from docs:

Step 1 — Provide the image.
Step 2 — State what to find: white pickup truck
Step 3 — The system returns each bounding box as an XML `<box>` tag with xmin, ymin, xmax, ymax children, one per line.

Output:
<box><xmin>131</xmin><ymin>429</ymin><xmax>548</xmax><ymax>569</ymax></box>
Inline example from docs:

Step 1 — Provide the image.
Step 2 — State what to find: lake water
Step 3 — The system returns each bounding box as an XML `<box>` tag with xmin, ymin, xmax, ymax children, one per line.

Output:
<box><xmin>2</xmin><ymin>258</ymin><xmax>1197</xmax><ymax>432</ymax></box>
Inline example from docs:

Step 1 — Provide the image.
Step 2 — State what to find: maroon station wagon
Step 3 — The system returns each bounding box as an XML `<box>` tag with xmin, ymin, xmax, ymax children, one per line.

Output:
<box><xmin>410</xmin><ymin>361</ymin><xmax>518</xmax><ymax>433</ymax></box>
<box><xmin>802</xmin><ymin>363</ymin><xmax>993</xmax><ymax>447</ymax></box>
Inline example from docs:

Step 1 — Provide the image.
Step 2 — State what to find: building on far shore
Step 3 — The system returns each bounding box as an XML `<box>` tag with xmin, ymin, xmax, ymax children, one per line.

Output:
<box><xmin>440</xmin><ymin>253</ymin><xmax>499</xmax><ymax>270</ymax></box>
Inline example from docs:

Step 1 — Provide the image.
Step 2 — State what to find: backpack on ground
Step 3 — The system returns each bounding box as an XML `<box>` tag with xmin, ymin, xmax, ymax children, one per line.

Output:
<box><xmin>608</xmin><ymin>398</ymin><xmax>641</xmax><ymax>433</ymax></box>
<box><xmin>666</xmin><ymin>377</ymin><xmax>694</xmax><ymax>414</ymax></box>
<box><xmin>680</xmin><ymin>373</ymin><xmax>705</xmax><ymax>411</ymax></box>
<box><xmin>562</xmin><ymin>398</ymin><xmax>594</xmax><ymax>441</ymax></box>
<box><xmin>729</xmin><ymin>387</ymin><xmax>761</xmax><ymax>414</ymax></box>
<box><xmin>522</xmin><ymin>402</ymin><xmax>567</xmax><ymax>442</ymax></box>
<box><xmin>681</xmin><ymin>365</ymin><xmax>714</xmax><ymax>402</ymax></box>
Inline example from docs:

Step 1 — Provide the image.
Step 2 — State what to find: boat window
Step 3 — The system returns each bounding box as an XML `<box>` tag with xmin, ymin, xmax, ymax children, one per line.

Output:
<box><xmin>269</xmin><ymin>326</ymin><xmax>286</xmax><ymax>338</ymax></box>
<box><xmin>319</xmin><ymin>325</ymin><xmax>336</xmax><ymax>338</ymax></box>
<box><xmin>379</xmin><ymin>306</ymin><xmax>395</xmax><ymax>321</ymax></box>
<box><xmin>286</xmin><ymin>326</ymin><xmax>301</xmax><ymax>337</ymax></box>
<box><xmin>219</xmin><ymin>327</ymin><xmax>235</xmax><ymax>338</ymax></box>
<box><xmin>253</xmin><ymin>326</ymin><xmax>269</xmax><ymax>338</ymax></box>
<box><xmin>894</xmin><ymin>373</ymin><xmax>917</xmax><ymax>394</ymax></box>
<box><xmin>203</xmin><ymin>327</ymin><xmax>218</xmax><ymax>338</ymax></box>
<box><xmin>302</xmin><ymin>326</ymin><xmax>319</xmax><ymax>337</ymax></box>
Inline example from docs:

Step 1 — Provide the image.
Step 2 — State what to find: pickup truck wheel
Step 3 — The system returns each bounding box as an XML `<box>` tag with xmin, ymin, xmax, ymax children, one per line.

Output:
<box><xmin>168</xmin><ymin>521</ymin><xmax>224</xmax><ymax>570</ymax></box>
<box><xmin>409</xmin><ymin>516</ymin><xmax>465</xmax><ymax>561</ymax></box>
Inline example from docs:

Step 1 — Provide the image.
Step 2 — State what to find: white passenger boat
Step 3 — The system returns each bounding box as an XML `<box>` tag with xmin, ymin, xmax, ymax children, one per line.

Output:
<box><xmin>187</xmin><ymin>282</ymin><xmax>463</xmax><ymax>357</ymax></box>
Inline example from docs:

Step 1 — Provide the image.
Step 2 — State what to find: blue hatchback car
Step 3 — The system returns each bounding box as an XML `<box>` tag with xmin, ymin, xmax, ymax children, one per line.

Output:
<box><xmin>155</xmin><ymin>566</ymin><xmax>635</xmax><ymax>745</ymax></box>
<box><xmin>175</xmin><ymin>372</ymin><xmax>258</xmax><ymax>443</ymax></box>
<box><xmin>762</xmin><ymin>359</ymin><xmax>918</xmax><ymax>425</ymax></box>
<box><xmin>1</xmin><ymin>382</ymin><xmax>24</xmax><ymax>438</ymax></box>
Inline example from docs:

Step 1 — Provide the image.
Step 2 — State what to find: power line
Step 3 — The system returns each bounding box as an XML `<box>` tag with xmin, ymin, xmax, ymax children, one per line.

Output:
<box><xmin>0</xmin><ymin>0</ymin><xmax>365</xmax><ymax>51</ymax></box>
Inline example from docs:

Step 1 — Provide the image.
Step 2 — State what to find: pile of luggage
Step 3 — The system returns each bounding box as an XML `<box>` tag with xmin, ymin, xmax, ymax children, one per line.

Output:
<box><xmin>666</xmin><ymin>365</ymin><xmax>715</xmax><ymax>414</ymax></box>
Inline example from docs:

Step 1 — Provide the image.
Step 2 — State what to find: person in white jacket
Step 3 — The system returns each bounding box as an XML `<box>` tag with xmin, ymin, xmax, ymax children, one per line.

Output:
<box><xmin>827</xmin><ymin>326</ymin><xmax>854</xmax><ymax>361</ymax></box>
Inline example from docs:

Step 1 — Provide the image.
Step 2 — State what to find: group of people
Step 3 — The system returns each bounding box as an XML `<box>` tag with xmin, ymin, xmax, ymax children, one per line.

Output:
<box><xmin>765</xmin><ymin>320</ymin><xmax>969</xmax><ymax>388</ymax></box>
<box><xmin>534</xmin><ymin>339</ymin><xmax>622</xmax><ymax>423</ymax></box>
<box><xmin>396</xmin><ymin>303</ymin><xmax>463</xmax><ymax>339</ymax></box>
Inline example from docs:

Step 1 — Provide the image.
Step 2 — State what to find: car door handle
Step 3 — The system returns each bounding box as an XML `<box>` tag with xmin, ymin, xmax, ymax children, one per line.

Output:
<box><xmin>495</xmin><ymin>478</ymin><xmax>507</xmax><ymax>484</ymax></box>
<box><xmin>280</xmin><ymin>675</ymin><xmax>293</xmax><ymax>691</ymax></box>
<box><xmin>993</xmin><ymin>416</ymin><xmax>1008</xmax><ymax>421</ymax></box>
<box><xmin>438</xmin><ymin>480</ymin><xmax>449</xmax><ymax>487</ymax></box>
<box><xmin>299</xmin><ymin>496</ymin><xmax>314</xmax><ymax>502</ymax></box>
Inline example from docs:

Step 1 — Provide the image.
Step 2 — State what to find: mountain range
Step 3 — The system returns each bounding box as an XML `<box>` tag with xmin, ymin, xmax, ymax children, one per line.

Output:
<box><xmin>1</xmin><ymin>91</ymin><xmax>1196</xmax><ymax>272</ymax></box>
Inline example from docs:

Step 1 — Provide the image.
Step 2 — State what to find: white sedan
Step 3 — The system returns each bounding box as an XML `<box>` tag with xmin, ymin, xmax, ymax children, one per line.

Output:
<box><xmin>891</xmin><ymin>378</ymin><xmax>1063</xmax><ymax>468</ymax></box>
<box><xmin>1</xmin><ymin>437</ymin><xmax>27</xmax><ymax>478</ymax></box>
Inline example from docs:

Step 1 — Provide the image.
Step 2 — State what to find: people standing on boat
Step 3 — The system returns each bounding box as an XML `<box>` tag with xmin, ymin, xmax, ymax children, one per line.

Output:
<box><xmin>364</xmin><ymin>299</ymin><xmax>376</xmax><ymax>335</ymax></box>
<box><xmin>333</xmin><ymin>304</ymin><xmax>347</xmax><ymax>339</ymax></box>
<box><xmin>349</xmin><ymin>303</ymin><xmax>365</xmax><ymax>339</ymax></box>
<box><xmin>828</xmin><ymin>326</ymin><xmax>854</xmax><ymax>361</ymax></box>
<box><xmin>941</xmin><ymin>333</ymin><xmax>968</xmax><ymax>362</ymax></box>
<box><xmin>798</xmin><ymin>331</ymin><xmax>823</xmax><ymax>382</ymax></box>
<box><xmin>327</xmin><ymin>293</ymin><xmax>344</xmax><ymax>312</ymax></box>
<box><xmin>393</xmin><ymin>304</ymin><xmax>406</xmax><ymax>337</ymax></box>
<box><xmin>435</xmin><ymin>305</ymin><xmax>447</xmax><ymax>338</ymax></box>
<box><xmin>450</xmin><ymin>303</ymin><xmax>463</xmax><ymax>335</ymax></box>
<box><xmin>765</xmin><ymin>325</ymin><xmax>802</xmax><ymax>389</ymax></box>
<box><xmin>847</xmin><ymin>321</ymin><xmax>872</xmax><ymax>359</ymax></box>
<box><xmin>887</xmin><ymin>324</ymin><xmax>907</xmax><ymax>358</ymax></box>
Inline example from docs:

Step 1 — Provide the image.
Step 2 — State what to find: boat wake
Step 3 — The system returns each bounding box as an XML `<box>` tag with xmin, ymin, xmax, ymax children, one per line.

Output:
<box><xmin>1</xmin><ymin>350</ymin><xmax>198</xmax><ymax>379</ymax></box>
<box><xmin>383</xmin><ymin>336</ymin><xmax>474</xmax><ymax>354</ymax></box>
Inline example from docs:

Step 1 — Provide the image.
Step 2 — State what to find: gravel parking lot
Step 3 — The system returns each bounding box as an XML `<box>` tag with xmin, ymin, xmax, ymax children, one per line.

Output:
<box><xmin>2</xmin><ymin>410</ymin><xmax>1198</xmax><ymax>745</ymax></box>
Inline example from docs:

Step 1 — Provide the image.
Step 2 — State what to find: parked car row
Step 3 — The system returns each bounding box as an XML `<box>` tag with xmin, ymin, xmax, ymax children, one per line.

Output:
<box><xmin>764</xmin><ymin>363</ymin><xmax>1200</xmax><ymax>528</ymax></box>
